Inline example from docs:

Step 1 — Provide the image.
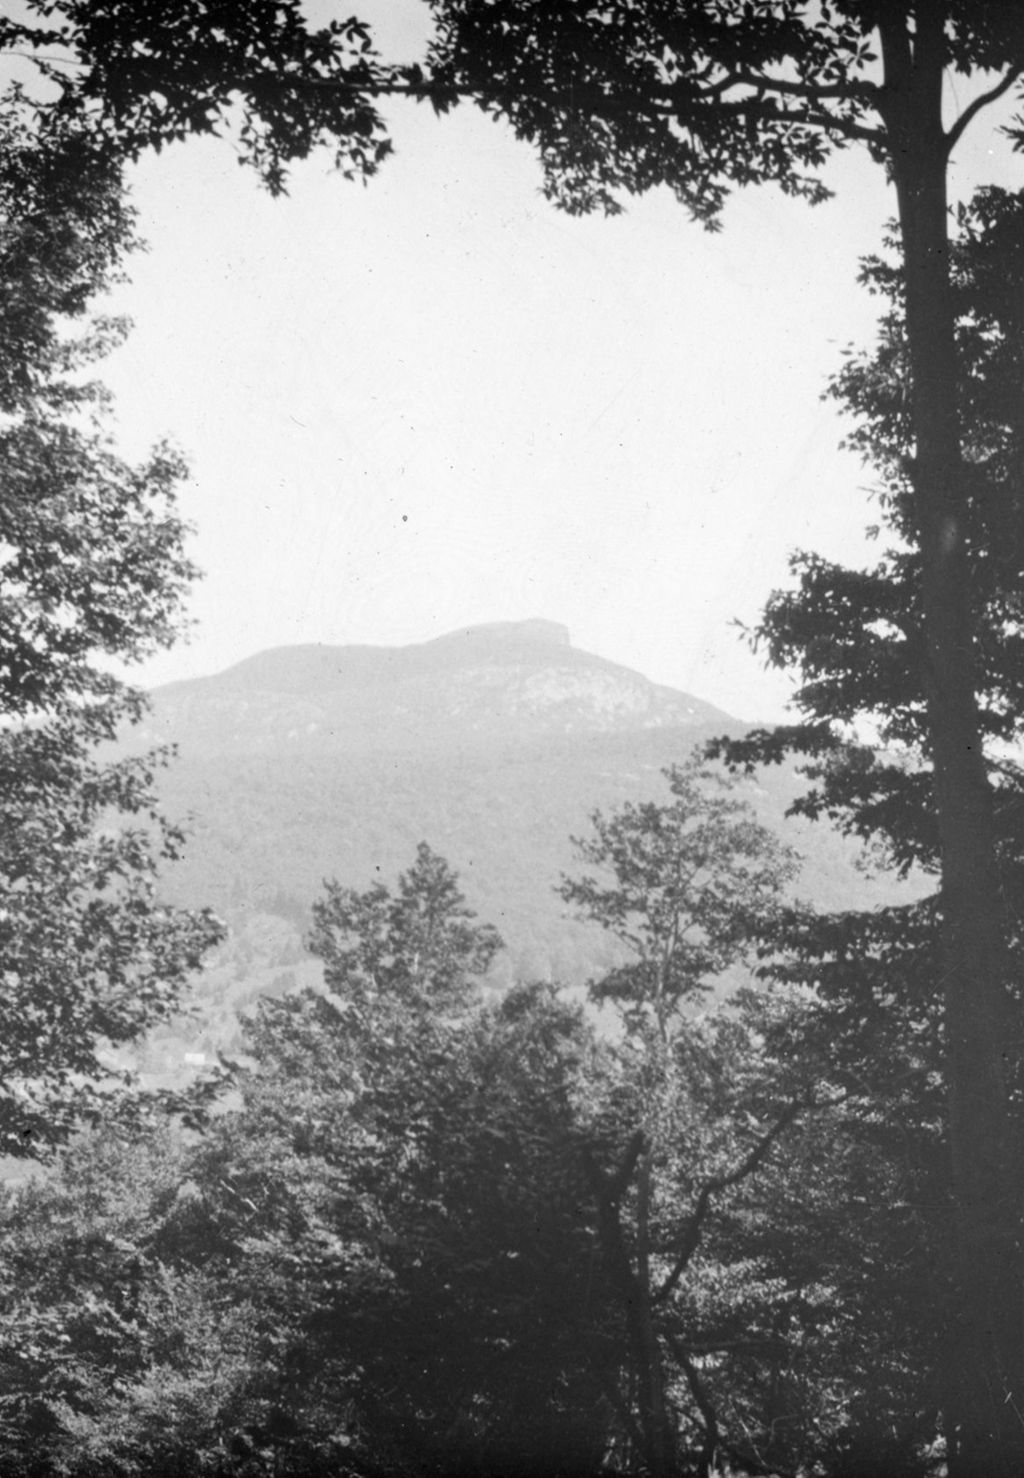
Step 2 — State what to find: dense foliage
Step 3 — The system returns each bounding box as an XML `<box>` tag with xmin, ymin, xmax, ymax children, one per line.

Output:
<box><xmin>0</xmin><ymin>107</ymin><xmax>222</xmax><ymax>1154</ymax></box>
<box><xmin>0</xmin><ymin>791</ymin><xmax>962</xmax><ymax>1477</ymax></box>
<box><xmin>559</xmin><ymin>755</ymin><xmax>798</xmax><ymax>1032</ymax></box>
<box><xmin>0</xmin><ymin>775</ymin><xmax>935</xmax><ymax>1478</ymax></box>
<box><xmin>0</xmin><ymin>851</ymin><xmax>605</xmax><ymax>1474</ymax></box>
<box><xmin>0</xmin><ymin>107</ymin><xmax>194</xmax><ymax>718</ymax></box>
<box><xmin>724</xmin><ymin>187</ymin><xmax>1024</xmax><ymax>868</ymax></box>
<box><xmin>555</xmin><ymin>755</ymin><xmax>943</xmax><ymax>1476</ymax></box>
<box><xmin>0</xmin><ymin>2</ymin><xmax>396</xmax><ymax>196</ymax></box>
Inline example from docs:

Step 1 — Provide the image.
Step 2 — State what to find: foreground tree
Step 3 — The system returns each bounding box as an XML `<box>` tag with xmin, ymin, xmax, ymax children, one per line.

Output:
<box><xmin>0</xmin><ymin>697</ymin><xmax>223</xmax><ymax>1158</ymax></box>
<box><xmin>0</xmin><ymin>3</ymin><xmax>396</xmax><ymax>196</ymax></box>
<box><xmin>424</xmin><ymin>7</ymin><xmax>1024</xmax><ymax>1467</ymax></box>
<box><xmin>0</xmin><ymin>107</ymin><xmax>195</xmax><ymax>717</ymax></box>
<box><xmin>711</xmin><ymin>185</ymin><xmax>1024</xmax><ymax>1471</ymax></box>
<box><xmin>7</xmin><ymin>841</ymin><xmax>626</xmax><ymax>1473</ymax></box>
<box><xmin>0</xmin><ymin>110</ymin><xmax>222</xmax><ymax>1155</ymax></box>
<box><xmin>563</xmin><ymin>758</ymin><xmax>955</xmax><ymax>1474</ymax></box>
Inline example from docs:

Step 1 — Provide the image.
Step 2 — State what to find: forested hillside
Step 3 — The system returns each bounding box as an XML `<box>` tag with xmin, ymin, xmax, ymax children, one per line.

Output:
<box><xmin>129</xmin><ymin>621</ymin><xmax>917</xmax><ymax>1068</ymax></box>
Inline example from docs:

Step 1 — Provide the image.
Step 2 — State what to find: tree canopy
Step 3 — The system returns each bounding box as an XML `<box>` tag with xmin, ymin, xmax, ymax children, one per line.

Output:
<box><xmin>559</xmin><ymin>752</ymin><xmax>798</xmax><ymax>1034</ymax></box>
<box><xmin>425</xmin><ymin>1</ymin><xmax>1024</xmax><ymax>218</ymax></box>
<box><xmin>2</xmin><ymin>839</ymin><xmax>929</xmax><ymax>1476</ymax></box>
<box><xmin>0</xmin><ymin>107</ymin><xmax>195</xmax><ymax>718</ymax></box>
<box><xmin>0</xmin><ymin>2</ymin><xmax>396</xmax><ymax>194</ymax></box>
<box><xmin>0</xmin><ymin>103</ymin><xmax>222</xmax><ymax>1156</ymax></box>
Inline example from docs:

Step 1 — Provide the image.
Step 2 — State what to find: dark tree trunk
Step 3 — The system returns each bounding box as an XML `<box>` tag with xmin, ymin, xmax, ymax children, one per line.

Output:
<box><xmin>584</xmin><ymin>1137</ymin><xmax>677</xmax><ymax>1477</ymax></box>
<box><xmin>879</xmin><ymin>10</ymin><xmax>1023</xmax><ymax>1472</ymax></box>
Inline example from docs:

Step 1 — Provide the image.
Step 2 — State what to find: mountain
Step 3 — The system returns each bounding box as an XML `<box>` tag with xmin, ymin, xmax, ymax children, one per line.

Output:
<box><xmin>135</xmin><ymin>619</ymin><xmax>733</xmax><ymax>755</ymax></box>
<box><xmin>130</xmin><ymin>620</ymin><xmax>922</xmax><ymax>1071</ymax></box>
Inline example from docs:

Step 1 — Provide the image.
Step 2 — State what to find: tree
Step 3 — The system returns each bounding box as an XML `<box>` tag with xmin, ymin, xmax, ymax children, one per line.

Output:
<box><xmin>0</xmin><ymin>696</ymin><xmax>223</xmax><ymax>1159</ymax></box>
<box><xmin>421</xmin><ymin>7</ymin><xmax>1024</xmax><ymax>1467</ymax></box>
<box><xmin>0</xmin><ymin>1118</ymin><xmax>297</xmax><ymax>1478</ymax></box>
<box><xmin>558</xmin><ymin>753</ymin><xmax>799</xmax><ymax>1038</ymax></box>
<box><xmin>0</xmin><ymin>108</ymin><xmax>222</xmax><ymax>1156</ymax></box>
<box><xmin>172</xmin><ymin>853</ymin><xmax>615</xmax><ymax>1474</ymax></box>
<box><xmin>709</xmin><ymin>184</ymin><xmax>1024</xmax><ymax>1471</ymax></box>
<box><xmin>0</xmin><ymin>106</ymin><xmax>196</xmax><ymax>718</ymax></box>
<box><xmin>198</xmin><ymin>848</ymin><xmax>510</xmax><ymax>1471</ymax></box>
<box><xmin>561</xmin><ymin>759</ymin><xmax>953</xmax><ymax>1474</ymax></box>
<box><xmin>308</xmin><ymin>839</ymin><xmax>503</xmax><ymax>1017</ymax></box>
<box><xmin>0</xmin><ymin>3</ymin><xmax>396</xmax><ymax>197</ymax></box>
<box><xmin>560</xmin><ymin>755</ymin><xmax>811</xmax><ymax>1475</ymax></box>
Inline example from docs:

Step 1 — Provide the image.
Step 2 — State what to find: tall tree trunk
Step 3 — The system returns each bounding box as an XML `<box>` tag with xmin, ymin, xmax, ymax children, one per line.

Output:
<box><xmin>585</xmin><ymin>1137</ymin><xmax>676</xmax><ymax>1477</ymax></box>
<box><xmin>880</xmin><ymin>11</ymin><xmax>1023</xmax><ymax>1471</ymax></box>
<box><xmin>636</xmin><ymin>1145</ymin><xmax>677</xmax><ymax>1477</ymax></box>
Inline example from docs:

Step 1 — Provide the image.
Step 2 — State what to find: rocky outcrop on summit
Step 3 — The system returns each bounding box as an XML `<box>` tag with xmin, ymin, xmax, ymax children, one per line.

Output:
<box><xmin>137</xmin><ymin>620</ymin><xmax>732</xmax><ymax>755</ymax></box>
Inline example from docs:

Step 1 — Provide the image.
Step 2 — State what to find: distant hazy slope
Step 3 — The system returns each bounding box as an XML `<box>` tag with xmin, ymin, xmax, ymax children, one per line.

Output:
<box><xmin>138</xmin><ymin>620</ymin><xmax>921</xmax><ymax>1016</ymax></box>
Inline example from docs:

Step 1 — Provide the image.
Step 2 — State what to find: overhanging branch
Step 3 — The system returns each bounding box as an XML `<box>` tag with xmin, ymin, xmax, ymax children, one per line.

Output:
<box><xmin>946</xmin><ymin>67</ymin><xmax>1023</xmax><ymax>154</ymax></box>
<box><xmin>733</xmin><ymin>69</ymin><xmax>879</xmax><ymax>107</ymax></box>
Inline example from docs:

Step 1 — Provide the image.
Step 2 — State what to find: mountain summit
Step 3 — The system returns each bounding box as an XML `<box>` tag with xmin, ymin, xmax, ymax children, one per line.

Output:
<box><xmin>141</xmin><ymin>620</ymin><xmax>733</xmax><ymax>756</ymax></box>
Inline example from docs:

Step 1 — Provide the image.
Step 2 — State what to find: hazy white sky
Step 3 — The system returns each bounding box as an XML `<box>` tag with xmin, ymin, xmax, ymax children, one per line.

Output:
<box><xmin>89</xmin><ymin>3</ymin><xmax>1021</xmax><ymax>721</ymax></box>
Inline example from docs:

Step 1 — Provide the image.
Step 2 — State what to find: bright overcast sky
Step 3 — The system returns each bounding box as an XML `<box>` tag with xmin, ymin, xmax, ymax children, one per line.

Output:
<box><xmin>87</xmin><ymin>2</ymin><xmax>1021</xmax><ymax>722</ymax></box>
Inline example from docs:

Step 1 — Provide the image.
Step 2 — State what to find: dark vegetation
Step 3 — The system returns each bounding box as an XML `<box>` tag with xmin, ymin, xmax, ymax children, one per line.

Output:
<box><xmin>2</xmin><ymin>2</ymin><xmax>1024</xmax><ymax>1474</ymax></box>
<box><xmin>0</xmin><ymin>103</ymin><xmax>222</xmax><ymax>1158</ymax></box>
<box><xmin>0</xmin><ymin>829</ymin><xmax>946</xmax><ymax>1477</ymax></box>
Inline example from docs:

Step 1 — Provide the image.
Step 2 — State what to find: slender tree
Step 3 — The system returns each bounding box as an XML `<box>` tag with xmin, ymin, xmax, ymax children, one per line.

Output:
<box><xmin>561</xmin><ymin>755</ymin><xmax>805</xmax><ymax>1474</ymax></box>
<box><xmin>559</xmin><ymin>753</ymin><xmax>798</xmax><ymax>1038</ymax></box>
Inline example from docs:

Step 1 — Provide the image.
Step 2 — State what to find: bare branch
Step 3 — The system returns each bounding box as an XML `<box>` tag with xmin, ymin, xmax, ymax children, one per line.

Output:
<box><xmin>946</xmin><ymin>67</ymin><xmax>1024</xmax><ymax>154</ymax></box>
<box><xmin>0</xmin><ymin>49</ymin><xmax>85</xmax><ymax>67</ymax></box>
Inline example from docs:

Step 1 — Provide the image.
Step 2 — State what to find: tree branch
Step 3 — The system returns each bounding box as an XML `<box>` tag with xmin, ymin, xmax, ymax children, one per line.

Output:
<box><xmin>733</xmin><ymin>70</ymin><xmax>879</xmax><ymax>107</ymax></box>
<box><xmin>665</xmin><ymin>1330</ymin><xmax>719</xmax><ymax>1478</ymax></box>
<box><xmin>0</xmin><ymin>48</ymin><xmax>84</xmax><ymax>66</ymax></box>
<box><xmin>675</xmin><ymin>90</ymin><xmax>885</xmax><ymax>145</ymax></box>
<box><xmin>1</xmin><ymin>42</ymin><xmax>890</xmax><ymax>155</ymax></box>
<box><xmin>653</xmin><ymin>1099</ymin><xmax>803</xmax><ymax>1307</ymax></box>
<box><xmin>945</xmin><ymin>68</ymin><xmax>1023</xmax><ymax>154</ymax></box>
